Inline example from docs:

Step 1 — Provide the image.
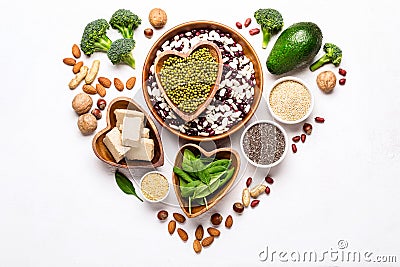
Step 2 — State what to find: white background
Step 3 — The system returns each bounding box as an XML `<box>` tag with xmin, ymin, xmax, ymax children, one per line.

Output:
<box><xmin>1</xmin><ymin>0</ymin><xmax>400</xmax><ymax>266</ymax></box>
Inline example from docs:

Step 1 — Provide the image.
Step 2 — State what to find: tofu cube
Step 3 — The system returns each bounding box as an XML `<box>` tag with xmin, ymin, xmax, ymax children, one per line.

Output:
<box><xmin>103</xmin><ymin>127</ymin><xmax>131</xmax><ymax>162</ymax></box>
<box><xmin>142</xmin><ymin>128</ymin><xmax>150</xmax><ymax>138</ymax></box>
<box><xmin>114</xmin><ymin>109</ymin><xmax>145</xmax><ymax>130</ymax></box>
<box><xmin>125</xmin><ymin>138</ymin><xmax>154</xmax><ymax>161</ymax></box>
<box><xmin>121</xmin><ymin>116</ymin><xmax>143</xmax><ymax>147</ymax></box>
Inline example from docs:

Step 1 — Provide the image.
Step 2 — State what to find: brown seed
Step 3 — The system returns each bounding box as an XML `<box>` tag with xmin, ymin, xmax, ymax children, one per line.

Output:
<box><xmin>251</xmin><ymin>199</ymin><xmax>260</xmax><ymax>208</ymax></box>
<box><xmin>157</xmin><ymin>210</ymin><xmax>168</xmax><ymax>220</ymax></box>
<box><xmin>173</xmin><ymin>212</ymin><xmax>186</xmax><ymax>223</ymax></box>
<box><xmin>96</xmin><ymin>83</ymin><xmax>106</xmax><ymax>97</ymax></box>
<box><xmin>207</xmin><ymin>227</ymin><xmax>220</xmax><ymax>237</ymax></box>
<box><xmin>339</xmin><ymin>78</ymin><xmax>346</xmax><ymax>85</ymax></box>
<box><xmin>265</xmin><ymin>176</ymin><xmax>274</xmax><ymax>184</ymax></box>
<box><xmin>63</xmin><ymin>57</ymin><xmax>76</xmax><ymax>66</ymax></box>
<box><xmin>265</xmin><ymin>186</ymin><xmax>271</xmax><ymax>195</ymax></box>
<box><xmin>210</xmin><ymin>213</ymin><xmax>223</xmax><ymax>225</ymax></box>
<box><xmin>246</xmin><ymin>177</ymin><xmax>252</xmax><ymax>187</ymax></box>
<box><xmin>201</xmin><ymin>236</ymin><xmax>214</xmax><ymax>247</ymax></box>
<box><xmin>177</xmin><ymin>228</ymin><xmax>188</xmax><ymax>242</ymax></box>
<box><xmin>292</xmin><ymin>136</ymin><xmax>300</xmax><ymax>142</ymax></box>
<box><xmin>249</xmin><ymin>28</ymin><xmax>260</xmax><ymax>35</ymax></box>
<box><xmin>193</xmin><ymin>239</ymin><xmax>202</xmax><ymax>253</ymax></box>
<box><xmin>72</xmin><ymin>44</ymin><xmax>81</xmax><ymax>58</ymax></box>
<box><xmin>73</xmin><ymin>61</ymin><xmax>84</xmax><ymax>74</ymax></box>
<box><xmin>168</xmin><ymin>220</ymin><xmax>176</xmax><ymax>235</ymax></box>
<box><xmin>114</xmin><ymin>78</ymin><xmax>124</xmax><ymax>91</ymax></box>
<box><xmin>292</xmin><ymin>144</ymin><xmax>298</xmax><ymax>153</ymax></box>
<box><xmin>98</xmin><ymin>77</ymin><xmax>112</xmax><ymax>88</ymax></box>
<box><xmin>195</xmin><ymin>225</ymin><xmax>204</xmax><ymax>241</ymax></box>
<box><xmin>82</xmin><ymin>84</ymin><xmax>97</xmax><ymax>95</ymax></box>
<box><xmin>244</xmin><ymin>18</ymin><xmax>252</xmax><ymax>27</ymax></box>
<box><xmin>233</xmin><ymin>202</ymin><xmax>244</xmax><ymax>213</ymax></box>
<box><xmin>126</xmin><ymin>77</ymin><xmax>136</xmax><ymax>90</ymax></box>
<box><xmin>301</xmin><ymin>134</ymin><xmax>306</xmax><ymax>143</ymax></box>
<box><xmin>97</xmin><ymin>99</ymin><xmax>106</xmax><ymax>110</ymax></box>
<box><xmin>144</xmin><ymin>28</ymin><xmax>154</xmax><ymax>38</ymax></box>
<box><xmin>225</xmin><ymin>215</ymin><xmax>233</xmax><ymax>228</ymax></box>
<box><xmin>235</xmin><ymin>22</ymin><xmax>242</xmax><ymax>29</ymax></box>
<box><xmin>303</xmin><ymin>123</ymin><xmax>313</xmax><ymax>135</ymax></box>
<box><xmin>315</xmin><ymin>117</ymin><xmax>325</xmax><ymax>123</ymax></box>
<box><xmin>91</xmin><ymin>108</ymin><xmax>102</xmax><ymax>120</ymax></box>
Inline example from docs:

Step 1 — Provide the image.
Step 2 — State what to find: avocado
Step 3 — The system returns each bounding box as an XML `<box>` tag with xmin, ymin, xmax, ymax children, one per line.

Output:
<box><xmin>266</xmin><ymin>22</ymin><xmax>323</xmax><ymax>75</ymax></box>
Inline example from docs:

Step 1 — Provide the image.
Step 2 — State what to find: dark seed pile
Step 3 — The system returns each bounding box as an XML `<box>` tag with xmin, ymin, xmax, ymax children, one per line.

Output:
<box><xmin>242</xmin><ymin>123</ymin><xmax>286</xmax><ymax>165</ymax></box>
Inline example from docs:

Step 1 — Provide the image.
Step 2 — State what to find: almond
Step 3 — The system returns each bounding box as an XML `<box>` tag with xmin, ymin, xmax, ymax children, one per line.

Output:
<box><xmin>193</xmin><ymin>239</ymin><xmax>202</xmax><ymax>254</ymax></box>
<box><xmin>177</xmin><ymin>228</ymin><xmax>188</xmax><ymax>242</ymax></box>
<box><xmin>98</xmin><ymin>77</ymin><xmax>111</xmax><ymax>88</ymax></box>
<box><xmin>207</xmin><ymin>227</ymin><xmax>220</xmax><ymax>237</ymax></box>
<box><xmin>82</xmin><ymin>84</ymin><xmax>97</xmax><ymax>95</ymax></box>
<box><xmin>225</xmin><ymin>215</ymin><xmax>233</xmax><ymax>229</ymax></box>
<box><xmin>96</xmin><ymin>84</ymin><xmax>106</xmax><ymax>97</ymax></box>
<box><xmin>126</xmin><ymin>76</ymin><xmax>136</xmax><ymax>90</ymax></box>
<box><xmin>168</xmin><ymin>220</ymin><xmax>176</xmax><ymax>235</ymax></box>
<box><xmin>173</xmin><ymin>212</ymin><xmax>186</xmax><ymax>223</ymax></box>
<box><xmin>201</xmin><ymin>236</ymin><xmax>214</xmax><ymax>247</ymax></box>
<box><xmin>63</xmin><ymin>57</ymin><xmax>76</xmax><ymax>66</ymax></box>
<box><xmin>72</xmin><ymin>44</ymin><xmax>81</xmax><ymax>58</ymax></box>
<box><xmin>195</xmin><ymin>225</ymin><xmax>204</xmax><ymax>241</ymax></box>
<box><xmin>73</xmin><ymin>61</ymin><xmax>84</xmax><ymax>74</ymax></box>
<box><xmin>114</xmin><ymin>78</ymin><xmax>124</xmax><ymax>91</ymax></box>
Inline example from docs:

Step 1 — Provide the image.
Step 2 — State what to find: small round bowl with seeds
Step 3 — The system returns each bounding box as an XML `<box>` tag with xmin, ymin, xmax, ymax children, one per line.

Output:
<box><xmin>240</xmin><ymin>120</ymin><xmax>288</xmax><ymax>168</ymax></box>
<box><xmin>140</xmin><ymin>171</ymin><xmax>170</xmax><ymax>203</ymax></box>
<box><xmin>267</xmin><ymin>76</ymin><xmax>314</xmax><ymax>124</ymax></box>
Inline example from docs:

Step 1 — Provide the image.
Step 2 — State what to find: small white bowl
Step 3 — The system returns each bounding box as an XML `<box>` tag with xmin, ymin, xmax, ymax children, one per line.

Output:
<box><xmin>240</xmin><ymin>120</ymin><xmax>289</xmax><ymax>168</ymax></box>
<box><xmin>266</xmin><ymin>76</ymin><xmax>314</xmax><ymax>124</ymax></box>
<box><xmin>140</xmin><ymin>171</ymin><xmax>170</xmax><ymax>203</ymax></box>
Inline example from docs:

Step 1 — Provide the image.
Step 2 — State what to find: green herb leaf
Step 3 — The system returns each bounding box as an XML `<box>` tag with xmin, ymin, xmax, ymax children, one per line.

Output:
<box><xmin>115</xmin><ymin>170</ymin><xmax>143</xmax><ymax>202</ymax></box>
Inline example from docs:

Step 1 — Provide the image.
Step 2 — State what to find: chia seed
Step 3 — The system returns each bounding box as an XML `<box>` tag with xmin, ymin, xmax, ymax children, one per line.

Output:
<box><xmin>242</xmin><ymin>123</ymin><xmax>286</xmax><ymax>165</ymax></box>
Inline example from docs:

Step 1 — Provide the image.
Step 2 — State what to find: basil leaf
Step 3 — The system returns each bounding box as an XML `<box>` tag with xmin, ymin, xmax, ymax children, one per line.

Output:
<box><xmin>115</xmin><ymin>171</ymin><xmax>143</xmax><ymax>202</ymax></box>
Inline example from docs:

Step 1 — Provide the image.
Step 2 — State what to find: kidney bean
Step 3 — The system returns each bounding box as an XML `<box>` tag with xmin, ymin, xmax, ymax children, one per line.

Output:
<box><xmin>249</xmin><ymin>28</ymin><xmax>260</xmax><ymax>35</ymax></box>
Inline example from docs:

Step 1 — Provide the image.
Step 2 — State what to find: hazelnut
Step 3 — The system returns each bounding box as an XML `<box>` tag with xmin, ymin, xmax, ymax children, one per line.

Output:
<box><xmin>210</xmin><ymin>213</ymin><xmax>223</xmax><ymax>225</ymax></box>
<box><xmin>97</xmin><ymin>98</ymin><xmax>106</xmax><ymax>110</ymax></box>
<box><xmin>233</xmin><ymin>202</ymin><xmax>244</xmax><ymax>213</ymax></box>
<box><xmin>316</xmin><ymin>70</ymin><xmax>336</xmax><ymax>93</ymax></box>
<box><xmin>157</xmin><ymin>210</ymin><xmax>168</xmax><ymax>221</ymax></box>
<box><xmin>148</xmin><ymin>8</ymin><xmax>167</xmax><ymax>29</ymax></box>
<box><xmin>91</xmin><ymin>108</ymin><xmax>102</xmax><ymax>120</ymax></box>
<box><xmin>77</xmin><ymin>113</ymin><xmax>97</xmax><ymax>135</ymax></box>
<box><xmin>144</xmin><ymin>28</ymin><xmax>154</xmax><ymax>38</ymax></box>
<box><xmin>72</xmin><ymin>93</ymin><xmax>93</xmax><ymax>115</ymax></box>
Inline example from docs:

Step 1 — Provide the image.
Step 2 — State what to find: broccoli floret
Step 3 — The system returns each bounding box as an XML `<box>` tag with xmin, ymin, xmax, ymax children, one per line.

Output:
<box><xmin>110</xmin><ymin>9</ymin><xmax>141</xmax><ymax>39</ymax></box>
<box><xmin>107</xmin><ymin>38</ymin><xmax>136</xmax><ymax>69</ymax></box>
<box><xmin>254</xmin><ymin>8</ymin><xmax>284</xmax><ymax>49</ymax></box>
<box><xmin>80</xmin><ymin>19</ymin><xmax>112</xmax><ymax>56</ymax></box>
<box><xmin>310</xmin><ymin>43</ymin><xmax>342</xmax><ymax>72</ymax></box>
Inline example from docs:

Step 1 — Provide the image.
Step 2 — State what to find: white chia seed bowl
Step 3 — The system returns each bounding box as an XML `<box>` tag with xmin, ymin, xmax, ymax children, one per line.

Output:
<box><xmin>240</xmin><ymin>120</ymin><xmax>288</xmax><ymax>168</ymax></box>
<box><xmin>142</xmin><ymin>21</ymin><xmax>263</xmax><ymax>141</ymax></box>
<box><xmin>267</xmin><ymin>76</ymin><xmax>314</xmax><ymax>125</ymax></box>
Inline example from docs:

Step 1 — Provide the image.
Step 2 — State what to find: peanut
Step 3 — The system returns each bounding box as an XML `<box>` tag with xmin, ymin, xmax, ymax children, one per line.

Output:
<box><xmin>69</xmin><ymin>66</ymin><xmax>88</xmax><ymax>89</ymax></box>
<box><xmin>85</xmin><ymin>60</ymin><xmax>100</xmax><ymax>84</ymax></box>
<box><xmin>250</xmin><ymin>185</ymin><xmax>267</xmax><ymax>198</ymax></box>
<box><xmin>242</xmin><ymin>188</ymin><xmax>250</xmax><ymax>207</ymax></box>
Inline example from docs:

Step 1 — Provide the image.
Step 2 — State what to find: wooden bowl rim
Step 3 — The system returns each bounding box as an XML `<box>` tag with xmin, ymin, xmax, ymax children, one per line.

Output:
<box><xmin>172</xmin><ymin>143</ymin><xmax>240</xmax><ymax>218</ymax></box>
<box><xmin>92</xmin><ymin>96</ymin><xmax>164</xmax><ymax>169</ymax></box>
<box><xmin>142</xmin><ymin>20</ymin><xmax>264</xmax><ymax>142</ymax></box>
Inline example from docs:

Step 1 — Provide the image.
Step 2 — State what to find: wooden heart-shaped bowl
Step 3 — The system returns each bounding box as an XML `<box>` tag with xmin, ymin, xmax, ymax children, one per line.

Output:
<box><xmin>142</xmin><ymin>20</ymin><xmax>264</xmax><ymax>142</ymax></box>
<box><xmin>172</xmin><ymin>143</ymin><xmax>240</xmax><ymax>218</ymax></box>
<box><xmin>154</xmin><ymin>41</ymin><xmax>223</xmax><ymax>122</ymax></box>
<box><xmin>92</xmin><ymin>97</ymin><xmax>164</xmax><ymax>169</ymax></box>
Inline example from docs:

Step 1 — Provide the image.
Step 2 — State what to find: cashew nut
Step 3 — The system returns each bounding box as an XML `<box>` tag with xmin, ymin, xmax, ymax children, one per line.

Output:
<box><xmin>85</xmin><ymin>60</ymin><xmax>100</xmax><ymax>84</ymax></box>
<box><xmin>69</xmin><ymin>66</ymin><xmax>88</xmax><ymax>89</ymax></box>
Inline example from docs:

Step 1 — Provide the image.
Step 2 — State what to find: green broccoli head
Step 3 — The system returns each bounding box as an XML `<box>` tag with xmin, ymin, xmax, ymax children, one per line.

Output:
<box><xmin>254</xmin><ymin>8</ymin><xmax>284</xmax><ymax>49</ymax></box>
<box><xmin>309</xmin><ymin>43</ymin><xmax>342</xmax><ymax>71</ymax></box>
<box><xmin>110</xmin><ymin>9</ymin><xmax>142</xmax><ymax>39</ymax></box>
<box><xmin>107</xmin><ymin>38</ymin><xmax>136</xmax><ymax>69</ymax></box>
<box><xmin>80</xmin><ymin>19</ymin><xmax>113</xmax><ymax>56</ymax></box>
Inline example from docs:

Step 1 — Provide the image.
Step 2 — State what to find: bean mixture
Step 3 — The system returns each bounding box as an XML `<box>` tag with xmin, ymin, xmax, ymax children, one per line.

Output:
<box><xmin>147</xmin><ymin>28</ymin><xmax>256</xmax><ymax>137</ymax></box>
<box><xmin>242</xmin><ymin>123</ymin><xmax>286</xmax><ymax>165</ymax></box>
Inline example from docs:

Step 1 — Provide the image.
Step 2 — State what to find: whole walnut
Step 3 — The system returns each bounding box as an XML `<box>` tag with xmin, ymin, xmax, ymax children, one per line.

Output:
<box><xmin>77</xmin><ymin>113</ymin><xmax>97</xmax><ymax>135</ymax></box>
<box><xmin>72</xmin><ymin>93</ymin><xmax>93</xmax><ymax>114</ymax></box>
<box><xmin>316</xmin><ymin>71</ymin><xmax>336</xmax><ymax>93</ymax></box>
<box><xmin>149</xmin><ymin>8</ymin><xmax>167</xmax><ymax>29</ymax></box>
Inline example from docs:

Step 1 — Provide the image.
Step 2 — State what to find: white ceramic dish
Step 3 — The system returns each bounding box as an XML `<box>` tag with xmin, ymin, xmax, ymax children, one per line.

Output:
<box><xmin>266</xmin><ymin>76</ymin><xmax>314</xmax><ymax>124</ymax></box>
<box><xmin>139</xmin><ymin>171</ymin><xmax>170</xmax><ymax>203</ymax></box>
<box><xmin>240</xmin><ymin>120</ymin><xmax>288</xmax><ymax>168</ymax></box>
